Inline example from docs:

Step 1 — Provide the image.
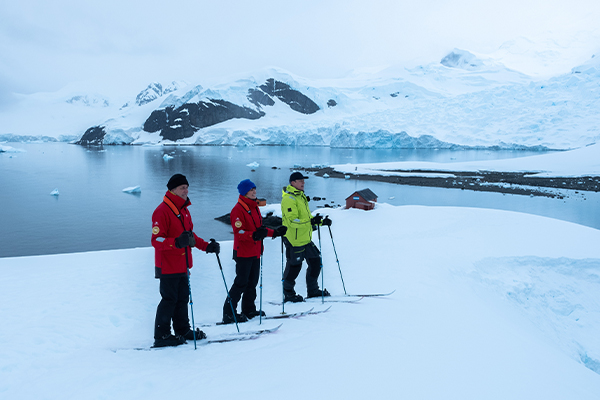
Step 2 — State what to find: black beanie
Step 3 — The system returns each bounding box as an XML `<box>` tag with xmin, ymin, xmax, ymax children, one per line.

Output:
<box><xmin>167</xmin><ymin>174</ymin><xmax>189</xmax><ymax>191</ymax></box>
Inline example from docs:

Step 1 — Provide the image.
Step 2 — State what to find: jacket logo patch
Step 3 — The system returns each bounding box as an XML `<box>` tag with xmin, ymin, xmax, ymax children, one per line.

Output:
<box><xmin>288</xmin><ymin>208</ymin><xmax>292</xmax><ymax>212</ymax></box>
<box><xmin>152</xmin><ymin>226</ymin><xmax>160</xmax><ymax>235</ymax></box>
<box><xmin>235</xmin><ymin>220</ymin><xmax>242</xmax><ymax>228</ymax></box>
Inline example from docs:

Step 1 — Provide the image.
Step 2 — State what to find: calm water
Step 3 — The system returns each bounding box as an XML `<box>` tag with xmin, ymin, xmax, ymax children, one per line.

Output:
<box><xmin>1</xmin><ymin>143</ymin><xmax>598</xmax><ymax>258</ymax></box>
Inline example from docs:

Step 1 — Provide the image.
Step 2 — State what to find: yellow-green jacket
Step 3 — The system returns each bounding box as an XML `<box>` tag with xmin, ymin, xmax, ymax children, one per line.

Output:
<box><xmin>281</xmin><ymin>184</ymin><xmax>314</xmax><ymax>247</ymax></box>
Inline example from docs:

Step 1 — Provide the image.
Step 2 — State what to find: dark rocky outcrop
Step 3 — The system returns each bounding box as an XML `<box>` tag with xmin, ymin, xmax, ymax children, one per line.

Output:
<box><xmin>144</xmin><ymin>99</ymin><xmax>265</xmax><ymax>141</ymax></box>
<box><xmin>247</xmin><ymin>88</ymin><xmax>276</xmax><ymax>107</ymax></box>
<box><xmin>215</xmin><ymin>211</ymin><xmax>283</xmax><ymax>230</ymax></box>
<box><xmin>327</xmin><ymin>99</ymin><xmax>337</xmax><ymax>107</ymax></box>
<box><xmin>75</xmin><ymin>126</ymin><xmax>106</xmax><ymax>145</ymax></box>
<box><xmin>259</xmin><ymin>78</ymin><xmax>320</xmax><ymax>114</ymax></box>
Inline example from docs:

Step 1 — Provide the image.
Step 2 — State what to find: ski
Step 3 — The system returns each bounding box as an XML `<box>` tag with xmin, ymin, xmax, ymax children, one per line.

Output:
<box><xmin>306</xmin><ymin>296</ymin><xmax>364</xmax><ymax>303</ymax></box>
<box><xmin>112</xmin><ymin>324</ymin><xmax>282</xmax><ymax>351</ymax></box>
<box><xmin>268</xmin><ymin>296</ymin><xmax>363</xmax><ymax>306</ymax></box>
<box><xmin>200</xmin><ymin>306</ymin><xmax>329</xmax><ymax>327</ymax></box>
<box><xmin>344</xmin><ymin>289</ymin><xmax>396</xmax><ymax>297</ymax></box>
<box><xmin>268</xmin><ymin>306</ymin><xmax>331</xmax><ymax>318</ymax></box>
<box><xmin>207</xmin><ymin>323</ymin><xmax>282</xmax><ymax>343</ymax></box>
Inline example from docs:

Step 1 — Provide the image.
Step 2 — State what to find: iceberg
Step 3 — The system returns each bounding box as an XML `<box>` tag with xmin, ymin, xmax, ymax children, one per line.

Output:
<box><xmin>122</xmin><ymin>186</ymin><xmax>141</xmax><ymax>194</ymax></box>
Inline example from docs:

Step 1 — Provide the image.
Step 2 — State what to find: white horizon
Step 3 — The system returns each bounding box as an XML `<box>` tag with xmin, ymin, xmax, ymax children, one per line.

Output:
<box><xmin>1</xmin><ymin>0</ymin><xmax>599</xmax><ymax>102</ymax></box>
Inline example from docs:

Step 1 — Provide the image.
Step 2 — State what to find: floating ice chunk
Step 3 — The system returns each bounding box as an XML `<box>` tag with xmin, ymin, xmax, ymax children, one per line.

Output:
<box><xmin>50</xmin><ymin>188</ymin><xmax>59</xmax><ymax>196</ymax></box>
<box><xmin>389</xmin><ymin>196</ymin><xmax>395</xmax><ymax>200</ymax></box>
<box><xmin>344</xmin><ymin>175</ymin><xmax>350</xmax><ymax>180</ymax></box>
<box><xmin>0</xmin><ymin>144</ymin><xmax>25</xmax><ymax>153</ymax></box>
<box><xmin>122</xmin><ymin>186</ymin><xmax>141</xmax><ymax>194</ymax></box>
<box><xmin>323</xmin><ymin>174</ymin><xmax>330</xmax><ymax>178</ymax></box>
<box><xmin>163</xmin><ymin>154</ymin><xmax>174</xmax><ymax>161</ymax></box>
<box><xmin>247</xmin><ymin>162</ymin><xmax>260</xmax><ymax>168</ymax></box>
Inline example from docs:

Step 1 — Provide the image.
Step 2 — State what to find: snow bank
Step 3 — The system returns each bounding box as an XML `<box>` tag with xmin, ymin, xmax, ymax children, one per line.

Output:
<box><xmin>332</xmin><ymin>142</ymin><xmax>600</xmax><ymax>178</ymax></box>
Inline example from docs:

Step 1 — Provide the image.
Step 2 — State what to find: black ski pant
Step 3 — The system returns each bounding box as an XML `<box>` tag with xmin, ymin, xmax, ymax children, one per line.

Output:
<box><xmin>223</xmin><ymin>256</ymin><xmax>260</xmax><ymax>317</ymax></box>
<box><xmin>282</xmin><ymin>238</ymin><xmax>322</xmax><ymax>295</ymax></box>
<box><xmin>154</xmin><ymin>274</ymin><xmax>190</xmax><ymax>339</ymax></box>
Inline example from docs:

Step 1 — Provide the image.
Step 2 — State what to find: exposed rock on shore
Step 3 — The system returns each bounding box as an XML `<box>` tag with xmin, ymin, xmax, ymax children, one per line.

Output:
<box><xmin>309</xmin><ymin>167</ymin><xmax>600</xmax><ymax>199</ymax></box>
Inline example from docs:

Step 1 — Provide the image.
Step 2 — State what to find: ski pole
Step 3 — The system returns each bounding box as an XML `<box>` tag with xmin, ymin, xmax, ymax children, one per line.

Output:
<box><xmin>182</xmin><ymin>242</ymin><xmax>197</xmax><ymax>350</ymax></box>
<box><xmin>259</xmin><ymin>250</ymin><xmax>263</xmax><ymax>325</ymax></box>
<box><xmin>187</xmin><ymin>267</ymin><xmax>197</xmax><ymax>349</ymax></box>
<box><xmin>317</xmin><ymin>221</ymin><xmax>324</xmax><ymax>305</ymax></box>
<box><xmin>327</xmin><ymin>225</ymin><xmax>347</xmax><ymax>295</ymax></box>
<box><xmin>211</xmin><ymin>239</ymin><xmax>239</xmax><ymax>332</ymax></box>
<box><xmin>281</xmin><ymin>236</ymin><xmax>285</xmax><ymax>315</ymax></box>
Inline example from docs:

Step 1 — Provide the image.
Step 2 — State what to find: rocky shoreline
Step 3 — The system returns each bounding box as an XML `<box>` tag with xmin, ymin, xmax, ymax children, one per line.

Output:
<box><xmin>307</xmin><ymin>167</ymin><xmax>600</xmax><ymax>199</ymax></box>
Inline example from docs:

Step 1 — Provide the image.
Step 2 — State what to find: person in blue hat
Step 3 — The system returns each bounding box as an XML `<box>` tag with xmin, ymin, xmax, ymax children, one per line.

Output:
<box><xmin>222</xmin><ymin>179</ymin><xmax>287</xmax><ymax>324</ymax></box>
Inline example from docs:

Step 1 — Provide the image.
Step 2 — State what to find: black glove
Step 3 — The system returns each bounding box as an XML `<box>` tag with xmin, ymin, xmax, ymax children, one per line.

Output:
<box><xmin>205</xmin><ymin>240</ymin><xmax>220</xmax><ymax>254</ymax></box>
<box><xmin>322</xmin><ymin>217</ymin><xmax>332</xmax><ymax>226</ymax></box>
<box><xmin>175</xmin><ymin>231</ymin><xmax>195</xmax><ymax>248</ymax></box>
<box><xmin>272</xmin><ymin>225</ymin><xmax>288</xmax><ymax>238</ymax></box>
<box><xmin>310</xmin><ymin>214</ymin><xmax>322</xmax><ymax>225</ymax></box>
<box><xmin>252</xmin><ymin>226</ymin><xmax>268</xmax><ymax>241</ymax></box>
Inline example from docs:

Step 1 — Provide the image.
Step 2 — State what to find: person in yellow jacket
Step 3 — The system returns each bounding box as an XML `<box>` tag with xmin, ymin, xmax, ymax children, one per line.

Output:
<box><xmin>281</xmin><ymin>172</ymin><xmax>332</xmax><ymax>302</ymax></box>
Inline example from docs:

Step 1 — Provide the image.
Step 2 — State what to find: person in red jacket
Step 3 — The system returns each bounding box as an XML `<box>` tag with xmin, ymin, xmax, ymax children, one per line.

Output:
<box><xmin>152</xmin><ymin>173</ymin><xmax>221</xmax><ymax>347</ymax></box>
<box><xmin>222</xmin><ymin>179</ymin><xmax>287</xmax><ymax>324</ymax></box>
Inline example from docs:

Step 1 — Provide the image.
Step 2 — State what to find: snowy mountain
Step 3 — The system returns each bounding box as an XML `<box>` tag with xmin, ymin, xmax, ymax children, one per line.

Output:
<box><xmin>2</xmin><ymin>48</ymin><xmax>600</xmax><ymax>149</ymax></box>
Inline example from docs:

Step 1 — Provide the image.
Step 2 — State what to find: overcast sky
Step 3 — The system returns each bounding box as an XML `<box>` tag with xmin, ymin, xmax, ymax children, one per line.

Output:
<box><xmin>1</xmin><ymin>0</ymin><xmax>599</xmax><ymax>100</ymax></box>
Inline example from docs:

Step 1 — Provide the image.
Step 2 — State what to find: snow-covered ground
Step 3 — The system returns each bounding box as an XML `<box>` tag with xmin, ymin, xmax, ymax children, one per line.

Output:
<box><xmin>1</xmin><ymin>203</ymin><xmax>600</xmax><ymax>399</ymax></box>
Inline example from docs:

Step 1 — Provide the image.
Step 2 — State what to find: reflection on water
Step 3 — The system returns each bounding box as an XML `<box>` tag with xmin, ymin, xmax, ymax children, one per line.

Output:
<box><xmin>0</xmin><ymin>143</ymin><xmax>597</xmax><ymax>258</ymax></box>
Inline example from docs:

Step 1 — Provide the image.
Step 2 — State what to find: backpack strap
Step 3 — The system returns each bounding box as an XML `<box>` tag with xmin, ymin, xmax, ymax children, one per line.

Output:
<box><xmin>237</xmin><ymin>197</ymin><xmax>252</xmax><ymax>214</ymax></box>
<box><xmin>163</xmin><ymin>195</ymin><xmax>186</xmax><ymax>230</ymax></box>
<box><xmin>237</xmin><ymin>197</ymin><xmax>261</xmax><ymax>229</ymax></box>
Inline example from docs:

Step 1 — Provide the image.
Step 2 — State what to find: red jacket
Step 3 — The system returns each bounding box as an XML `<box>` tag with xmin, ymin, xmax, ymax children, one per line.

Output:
<box><xmin>152</xmin><ymin>191</ymin><xmax>208</xmax><ymax>275</ymax></box>
<box><xmin>231</xmin><ymin>195</ymin><xmax>274</xmax><ymax>258</ymax></box>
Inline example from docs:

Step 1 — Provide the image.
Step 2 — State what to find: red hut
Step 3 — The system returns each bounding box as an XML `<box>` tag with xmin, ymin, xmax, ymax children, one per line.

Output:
<box><xmin>345</xmin><ymin>189</ymin><xmax>378</xmax><ymax>210</ymax></box>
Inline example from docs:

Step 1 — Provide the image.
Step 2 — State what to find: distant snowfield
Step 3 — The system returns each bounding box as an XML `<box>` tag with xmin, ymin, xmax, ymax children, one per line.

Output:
<box><xmin>1</xmin><ymin>204</ymin><xmax>599</xmax><ymax>399</ymax></box>
<box><xmin>1</xmin><ymin>46</ymin><xmax>599</xmax><ymax>150</ymax></box>
<box><xmin>332</xmin><ymin>142</ymin><xmax>600</xmax><ymax>178</ymax></box>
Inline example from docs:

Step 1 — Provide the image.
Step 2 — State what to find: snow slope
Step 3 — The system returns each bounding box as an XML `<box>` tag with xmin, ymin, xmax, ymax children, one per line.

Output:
<box><xmin>1</xmin><ymin>204</ymin><xmax>599</xmax><ymax>399</ymax></box>
<box><xmin>2</xmin><ymin>46</ymin><xmax>600</xmax><ymax>150</ymax></box>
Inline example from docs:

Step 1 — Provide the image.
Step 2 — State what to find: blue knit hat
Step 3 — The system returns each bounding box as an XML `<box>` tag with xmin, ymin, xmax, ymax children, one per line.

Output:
<box><xmin>237</xmin><ymin>179</ymin><xmax>256</xmax><ymax>195</ymax></box>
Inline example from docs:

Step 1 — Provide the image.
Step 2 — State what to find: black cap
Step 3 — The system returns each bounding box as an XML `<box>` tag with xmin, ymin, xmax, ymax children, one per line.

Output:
<box><xmin>289</xmin><ymin>171</ymin><xmax>309</xmax><ymax>182</ymax></box>
<box><xmin>167</xmin><ymin>174</ymin><xmax>189</xmax><ymax>191</ymax></box>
